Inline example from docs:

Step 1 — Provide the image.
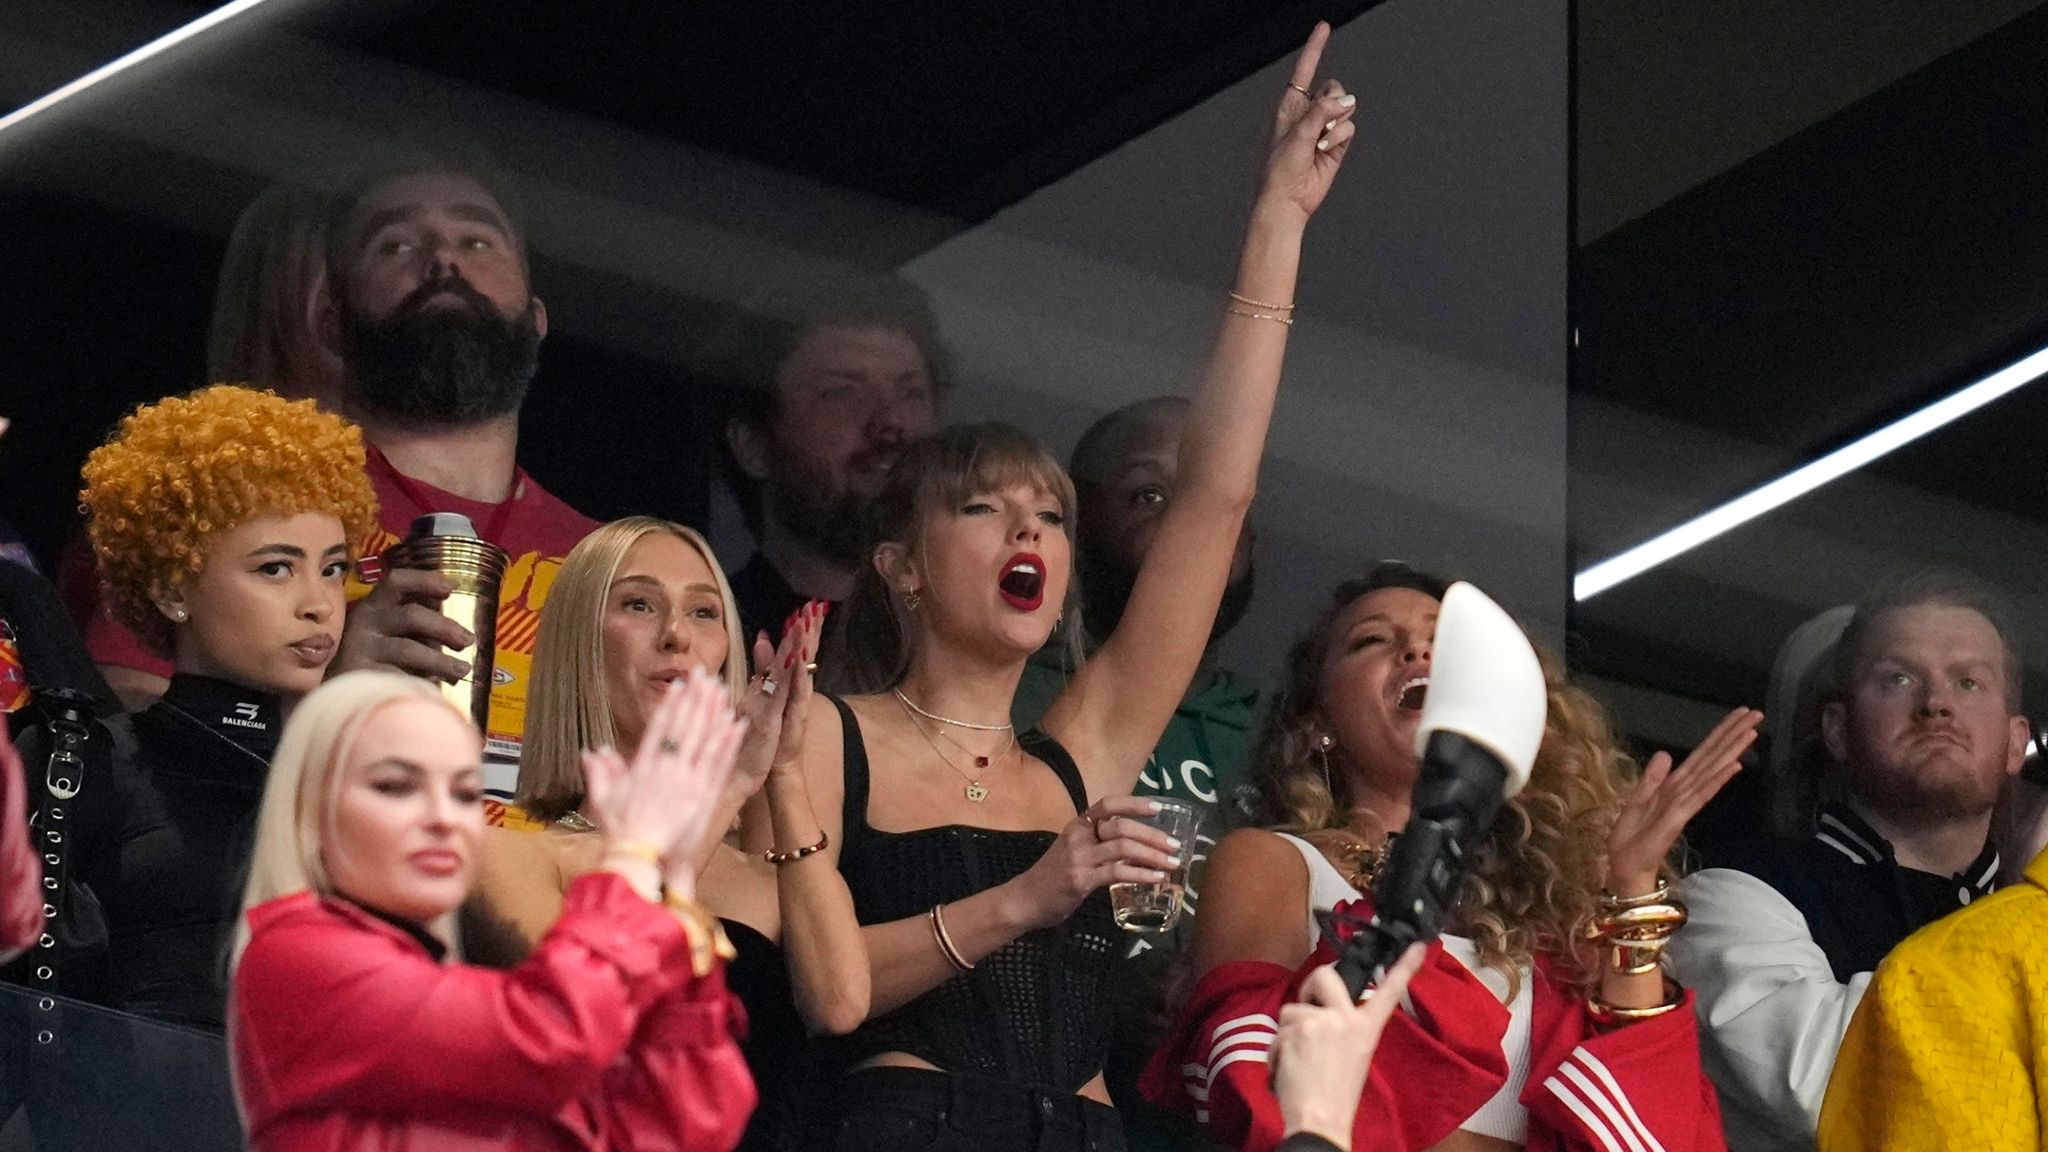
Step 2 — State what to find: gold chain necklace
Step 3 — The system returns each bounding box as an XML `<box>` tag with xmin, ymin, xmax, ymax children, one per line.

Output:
<box><xmin>896</xmin><ymin>692</ymin><xmax>1014</xmax><ymax>802</ymax></box>
<box><xmin>893</xmin><ymin>688</ymin><xmax>1015</xmax><ymax>732</ymax></box>
<box><xmin>1329</xmin><ymin>832</ymin><xmax>1398</xmax><ymax>891</ymax></box>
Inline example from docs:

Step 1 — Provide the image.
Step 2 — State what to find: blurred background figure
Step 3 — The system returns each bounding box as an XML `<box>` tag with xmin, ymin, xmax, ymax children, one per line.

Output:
<box><xmin>718</xmin><ymin>275</ymin><xmax>947</xmax><ymax>641</ymax></box>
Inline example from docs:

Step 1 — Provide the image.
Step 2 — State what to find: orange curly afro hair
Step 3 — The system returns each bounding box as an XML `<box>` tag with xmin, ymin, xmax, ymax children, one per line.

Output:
<box><xmin>81</xmin><ymin>385</ymin><xmax>379</xmax><ymax>655</ymax></box>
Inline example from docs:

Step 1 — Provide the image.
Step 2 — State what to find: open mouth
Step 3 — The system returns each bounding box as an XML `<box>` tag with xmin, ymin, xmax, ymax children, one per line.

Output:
<box><xmin>998</xmin><ymin>553</ymin><xmax>1046</xmax><ymax>612</ymax></box>
<box><xmin>1395</xmin><ymin>676</ymin><xmax>1430</xmax><ymax>712</ymax></box>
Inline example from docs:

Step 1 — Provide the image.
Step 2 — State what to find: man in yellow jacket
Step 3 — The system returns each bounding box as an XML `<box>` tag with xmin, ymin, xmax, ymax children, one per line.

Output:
<box><xmin>1818</xmin><ymin>843</ymin><xmax>2048</xmax><ymax>1151</ymax></box>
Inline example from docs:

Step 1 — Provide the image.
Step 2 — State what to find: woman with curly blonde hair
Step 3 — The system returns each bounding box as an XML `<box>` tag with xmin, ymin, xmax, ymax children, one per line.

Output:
<box><xmin>1144</xmin><ymin>563</ymin><xmax>1760</xmax><ymax>1152</ymax></box>
<box><xmin>71</xmin><ymin>383</ymin><xmax>377</xmax><ymax>1029</ymax></box>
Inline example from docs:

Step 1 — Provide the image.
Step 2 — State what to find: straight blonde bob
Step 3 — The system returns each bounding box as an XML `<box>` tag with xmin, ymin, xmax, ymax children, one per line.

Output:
<box><xmin>517</xmin><ymin>517</ymin><xmax>747</xmax><ymax>822</ymax></box>
<box><xmin>230</xmin><ymin>671</ymin><xmax>468</xmax><ymax>972</ymax></box>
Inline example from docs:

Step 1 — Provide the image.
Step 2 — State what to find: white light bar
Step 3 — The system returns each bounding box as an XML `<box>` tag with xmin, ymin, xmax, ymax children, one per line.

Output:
<box><xmin>1575</xmin><ymin>340</ymin><xmax>2048</xmax><ymax>602</ymax></box>
<box><xmin>0</xmin><ymin>0</ymin><xmax>282</xmax><ymax>137</ymax></box>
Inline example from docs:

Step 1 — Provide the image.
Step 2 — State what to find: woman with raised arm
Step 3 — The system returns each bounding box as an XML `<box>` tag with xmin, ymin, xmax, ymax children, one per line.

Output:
<box><xmin>475</xmin><ymin>516</ymin><xmax>846</xmax><ymax>1152</ymax></box>
<box><xmin>763</xmin><ymin>24</ymin><xmax>1359</xmax><ymax>1152</ymax></box>
<box><xmin>1144</xmin><ymin>564</ymin><xmax>1755</xmax><ymax>1152</ymax></box>
<box><xmin>229</xmin><ymin>669</ymin><xmax>754</xmax><ymax>1152</ymax></box>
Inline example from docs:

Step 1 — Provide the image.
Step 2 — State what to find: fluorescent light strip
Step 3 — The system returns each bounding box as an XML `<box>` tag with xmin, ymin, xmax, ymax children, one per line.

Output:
<box><xmin>1575</xmin><ymin>340</ymin><xmax>2048</xmax><ymax>602</ymax></box>
<box><xmin>0</xmin><ymin>0</ymin><xmax>281</xmax><ymax>137</ymax></box>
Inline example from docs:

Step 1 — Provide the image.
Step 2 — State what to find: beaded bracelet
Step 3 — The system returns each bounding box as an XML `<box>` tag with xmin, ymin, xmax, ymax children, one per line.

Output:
<box><xmin>1228</xmin><ymin>290</ymin><xmax>1296</xmax><ymax>311</ymax></box>
<box><xmin>763</xmin><ymin>831</ymin><xmax>829</xmax><ymax>865</ymax></box>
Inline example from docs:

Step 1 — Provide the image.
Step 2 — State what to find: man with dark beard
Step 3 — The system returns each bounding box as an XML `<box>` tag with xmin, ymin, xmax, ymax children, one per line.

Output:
<box><xmin>70</xmin><ymin>161</ymin><xmax>595</xmax><ymax>800</ymax></box>
<box><xmin>1010</xmin><ymin>395</ymin><xmax>1260</xmax><ymax>1152</ymax></box>
<box><xmin>718</xmin><ymin>276</ymin><xmax>945</xmax><ymax>641</ymax></box>
<box><xmin>320</xmin><ymin>161</ymin><xmax>597</xmax><ymax>804</ymax></box>
<box><xmin>1669</xmin><ymin>568</ymin><xmax>2030</xmax><ymax>1152</ymax></box>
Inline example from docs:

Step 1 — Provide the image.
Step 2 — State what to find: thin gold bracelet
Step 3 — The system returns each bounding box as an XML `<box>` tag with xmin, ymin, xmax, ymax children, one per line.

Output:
<box><xmin>1598</xmin><ymin>878</ymin><xmax>1671</xmax><ymax>911</ymax></box>
<box><xmin>1226</xmin><ymin>305</ymin><xmax>1294</xmax><ymax>327</ymax></box>
<box><xmin>1228</xmin><ymin>290</ymin><xmax>1296</xmax><ymax>311</ymax></box>
<box><xmin>928</xmin><ymin>904</ymin><xmax>974</xmax><ymax>973</ymax></box>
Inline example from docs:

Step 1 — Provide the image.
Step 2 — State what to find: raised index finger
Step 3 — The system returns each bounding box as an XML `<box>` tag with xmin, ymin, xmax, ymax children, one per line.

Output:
<box><xmin>1288</xmin><ymin>21</ymin><xmax>1332</xmax><ymax>94</ymax></box>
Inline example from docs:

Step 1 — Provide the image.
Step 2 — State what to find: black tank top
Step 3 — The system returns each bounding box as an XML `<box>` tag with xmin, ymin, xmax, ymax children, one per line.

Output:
<box><xmin>829</xmin><ymin>695</ymin><xmax>1120</xmax><ymax>1093</ymax></box>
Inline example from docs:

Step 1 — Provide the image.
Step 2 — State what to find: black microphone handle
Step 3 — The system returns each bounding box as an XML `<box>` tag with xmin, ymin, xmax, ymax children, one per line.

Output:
<box><xmin>1331</xmin><ymin>732</ymin><xmax>1513</xmax><ymax>1001</ymax></box>
<box><xmin>1332</xmin><ymin>819</ymin><xmax>1460</xmax><ymax>1000</ymax></box>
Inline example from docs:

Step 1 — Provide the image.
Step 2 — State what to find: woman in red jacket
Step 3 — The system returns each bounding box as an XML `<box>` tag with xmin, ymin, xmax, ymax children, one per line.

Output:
<box><xmin>1144</xmin><ymin>564</ymin><xmax>1760</xmax><ymax>1152</ymax></box>
<box><xmin>228</xmin><ymin>667</ymin><xmax>756</xmax><ymax>1152</ymax></box>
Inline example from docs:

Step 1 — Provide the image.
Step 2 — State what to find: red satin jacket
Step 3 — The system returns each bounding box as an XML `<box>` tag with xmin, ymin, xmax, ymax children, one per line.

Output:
<box><xmin>0</xmin><ymin>728</ymin><xmax>40</xmax><ymax>963</ymax></box>
<box><xmin>232</xmin><ymin>870</ymin><xmax>755</xmax><ymax>1152</ymax></box>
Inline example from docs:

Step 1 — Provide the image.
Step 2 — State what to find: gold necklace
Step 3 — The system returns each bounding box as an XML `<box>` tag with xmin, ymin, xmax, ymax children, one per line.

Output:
<box><xmin>1329</xmin><ymin>832</ymin><xmax>1397</xmax><ymax>891</ymax></box>
<box><xmin>893</xmin><ymin>688</ymin><xmax>1015</xmax><ymax>732</ymax></box>
<box><xmin>896</xmin><ymin>692</ymin><xmax>1014</xmax><ymax>802</ymax></box>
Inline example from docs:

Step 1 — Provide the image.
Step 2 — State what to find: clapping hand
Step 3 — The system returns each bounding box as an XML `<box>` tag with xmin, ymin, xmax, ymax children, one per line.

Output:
<box><xmin>582</xmin><ymin>671</ymin><xmax>749</xmax><ymax>903</ymax></box>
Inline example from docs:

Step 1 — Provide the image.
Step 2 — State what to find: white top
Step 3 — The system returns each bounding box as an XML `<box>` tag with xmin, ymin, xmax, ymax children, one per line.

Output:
<box><xmin>1665</xmin><ymin>867</ymin><xmax>1870</xmax><ymax>1152</ymax></box>
<box><xmin>1275</xmin><ymin>832</ymin><xmax>1531</xmax><ymax>1143</ymax></box>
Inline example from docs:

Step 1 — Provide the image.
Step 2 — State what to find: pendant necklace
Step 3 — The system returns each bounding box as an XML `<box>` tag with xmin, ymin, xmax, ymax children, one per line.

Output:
<box><xmin>896</xmin><ymin>691</ymin><xmax>1013</xmax><ymax>802</ymax></box>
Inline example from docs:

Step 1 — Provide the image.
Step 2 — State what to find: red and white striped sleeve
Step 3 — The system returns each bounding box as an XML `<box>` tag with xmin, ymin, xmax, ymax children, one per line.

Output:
<box><xmin>1527</xmin><ymin>990</ymin><xmax>1727</xmax><ymax>1152</ymax></box>
<box><xmin>1145</xmin><ymin>915</ymin><xmax>1515</xmax><ymax>1152</ymax></box>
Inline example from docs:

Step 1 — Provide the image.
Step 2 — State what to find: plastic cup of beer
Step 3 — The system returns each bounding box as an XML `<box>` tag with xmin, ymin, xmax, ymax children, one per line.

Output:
<box><xmin>1109</xmin><ymin>799</ymin><xmax>1200</xmax><ymax>933</ymax></box>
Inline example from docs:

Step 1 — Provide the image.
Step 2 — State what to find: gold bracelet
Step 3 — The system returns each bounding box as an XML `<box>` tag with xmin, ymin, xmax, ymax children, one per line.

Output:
<box><xmin>928</xmin><ymin>904</ymin><xmax>974</xmax><ymax>973</ymax></box>
<box><xmin>763</xmin><ymin>831</ymin><xmax>829</xmax><ymax>865</ymax></box>
<box><xmin>1597</xmin><ymin>901</ymin><xmax>1689</xmax><ymax>939</ymax></box>
<box><xmin>1608</xmin><ymin>938</ymin><xmax>1670</xmax><ymax>977</ymax></box>
<box><xmin>606</xmin><ymin>839</ymin><xmax>666</xmax><ymax>869</ymax></box>
<box><xmin>1598</xmin><ymin>878</ymin><xmax>1671</xmax><ymax>911</ymax></box>
<box><xmin>1225</xmin><ymin>305</ymin><xmax>1294</xmax><ymax>327</ymax></box>
<box><xmin>1586</xmin><ymin>976</ymin><xmax>1683</xmax><ymax>1025</ymax></box>
<box><xmin>1228</xmin><ymin>290</ymin><xmax>1296</xmax><ymax>311</ymax></box>
<box><xmin>664</xmin><ymin>892</ymin><xmax>738</xmax><ymax>977</ymax></box>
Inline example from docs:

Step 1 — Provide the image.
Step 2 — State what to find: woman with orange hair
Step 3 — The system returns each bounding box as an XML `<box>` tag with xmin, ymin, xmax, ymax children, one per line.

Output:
<box><xmin>70</xmin><ymin>383</ymin><xmax>378</xmax><ymax>1028</ymax></box>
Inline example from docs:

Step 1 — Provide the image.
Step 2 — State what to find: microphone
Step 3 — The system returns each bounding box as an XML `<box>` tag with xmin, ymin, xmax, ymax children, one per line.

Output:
<box><xmin>1333</xmin><ymin>582</ymin><xmax>1547</xmax><ymax>1001</ymax></box>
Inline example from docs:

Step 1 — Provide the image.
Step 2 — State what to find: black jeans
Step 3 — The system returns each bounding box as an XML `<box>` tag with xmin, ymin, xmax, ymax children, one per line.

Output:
<box><xmin>832</xmin><ymin>1067</ymin><xmax>1126</xmax><ymax>1152</ymax></box>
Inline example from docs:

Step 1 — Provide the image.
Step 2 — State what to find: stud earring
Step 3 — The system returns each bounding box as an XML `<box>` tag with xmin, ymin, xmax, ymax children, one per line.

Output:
<box><xmin>169</xmin><ymin>607</ymin><xmax>188</xmax><ymax>623</ymax></box>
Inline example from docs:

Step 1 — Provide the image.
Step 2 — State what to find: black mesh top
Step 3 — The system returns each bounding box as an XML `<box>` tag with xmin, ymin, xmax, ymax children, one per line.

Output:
<box><xmin>828</xmin><ymin>695</ymin><xmax>1120</xmax><ymax>1092</ymax></box>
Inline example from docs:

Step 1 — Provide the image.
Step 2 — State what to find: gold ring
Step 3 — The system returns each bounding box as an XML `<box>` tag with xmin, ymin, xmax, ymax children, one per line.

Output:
<box><xmin>804</xmin><ymin>662</ymin><xmax>818</xmax><ymax>673</ymax></box>
<box><xmin>1288</xmin><ymin>83</ymin><xmax>1312</xmax><ymax>98</ymax></box>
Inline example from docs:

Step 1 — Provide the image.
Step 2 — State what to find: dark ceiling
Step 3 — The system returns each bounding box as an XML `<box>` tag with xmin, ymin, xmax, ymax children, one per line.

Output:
<box><xmin>1573</xmin><ymin>2</ymin><xmax>2048</xmax><ymax>718</ymax></box>
<box><xmin>0</xmin><ymin>0</ymin><xmax>1377</xmax><ymax>570</ymax></box>
<box><xmin>292</xmin><ymin>0</ymin><xmax>1367</xmax><ymax>230</ymax></box>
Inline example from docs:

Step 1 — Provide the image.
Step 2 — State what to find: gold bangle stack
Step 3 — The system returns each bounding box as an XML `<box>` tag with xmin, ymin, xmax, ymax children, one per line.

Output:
<box><xmin>664</xmin><ymin>892</ymin><xmax>738</xmax><ymax>978</ymax></box>
<box><xmin>1586</xmin><ymin>878</ymin><xmax>1689</xmax><ymax>977</ymax></box>
<box><xmin>928</xmin><ymin>904</ymin><xmax>974</xmax><ymax>973</ymax></box>
<box><xmin>1226</xmin><ymin>290</ymin><xmax>1296</xmax><ymax>326</ymax></box>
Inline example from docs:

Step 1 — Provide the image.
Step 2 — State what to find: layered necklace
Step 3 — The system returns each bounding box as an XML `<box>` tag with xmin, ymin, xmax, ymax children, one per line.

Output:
<box><xmin>894</xmin><ymin>688</ymin><xmax>1015</xmax><ymax>803</ymax></box>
